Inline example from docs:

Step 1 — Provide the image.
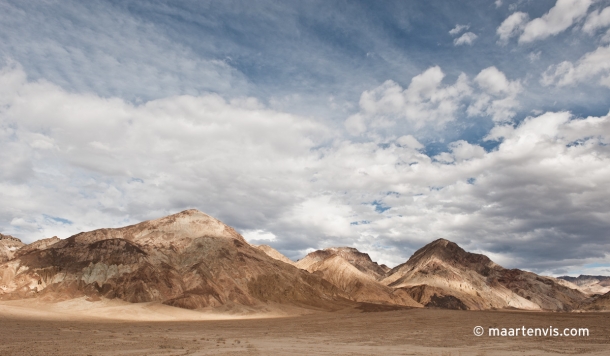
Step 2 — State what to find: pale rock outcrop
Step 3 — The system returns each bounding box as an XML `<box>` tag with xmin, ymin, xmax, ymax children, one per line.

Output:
<box><xmin>0</xmin><ymin>234</ymin><xmax>25</xmax><ymax>263</ymax></box>
<box><xmin>558</xmin><ymin>275</ymin><xmax>610</xmax><ymax>295</ymax></box>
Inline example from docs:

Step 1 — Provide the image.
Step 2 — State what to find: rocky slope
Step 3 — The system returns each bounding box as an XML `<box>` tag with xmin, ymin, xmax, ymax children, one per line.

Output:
<box><xmin>0</xmin><ymin>234</ymin><xmax>25</xmax><ymax>263</ymax></box>
<box><xmin>382</xmin><ymin>239</ymin><xmax>586</xmax><ymax>311</ymax></box>
<box><xmin>558</xmin><ymin>275</ymin><xmax>610</xmax><ymax>295</ymax></box>
<box><xmin>0</xmin><ymin>210</ymin><xmax>351</xmax><ymax>311</ymax></box>
<box><xmin>296</xmin><ymin>247</ymin><xmax>387</xmax><ymax>280</ymax></box>
<box><xmin>296</xmin><ymin>248</ymin><xmax>421</xmax><ymax>307</ymax></box>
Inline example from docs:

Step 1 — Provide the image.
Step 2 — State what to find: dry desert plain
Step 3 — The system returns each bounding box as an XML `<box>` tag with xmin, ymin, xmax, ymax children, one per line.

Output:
<box><xmin>1</xmin><ymin>299</ymin><xmax>609</xmax><ymax>356</ymax></box>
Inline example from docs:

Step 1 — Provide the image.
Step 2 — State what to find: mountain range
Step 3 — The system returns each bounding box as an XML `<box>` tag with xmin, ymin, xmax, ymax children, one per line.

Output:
<box><xmin>1</xmin><ymin>210</ymin><xmax>607</xmax><ymax>313</ymax></box>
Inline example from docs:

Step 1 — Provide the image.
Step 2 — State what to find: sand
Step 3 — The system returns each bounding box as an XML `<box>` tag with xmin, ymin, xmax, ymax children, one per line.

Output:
<box><xmin>1</xmin><ymin>300</ymin><xmax>609</xmax><ymax>355</ymax></box>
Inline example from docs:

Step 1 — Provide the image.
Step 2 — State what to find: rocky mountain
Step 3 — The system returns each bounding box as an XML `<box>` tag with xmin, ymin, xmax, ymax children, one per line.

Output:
<box><xmin>382</xmin><ymin>239</ymin><xmax>586</xmax><ymax>311</ymax></box>
<box><xmin>1</xmin><ymin>215</ymin><xmax>600</xmax><ymax>313</ymax></box>
<box><xmin>558</xmin><ymin>275</ymin><xmax>610</xmax><ymax>295</ymax></box>
<box><xmin>296</xmin><ymin>250</ymin><xmax>421</xmax><ymax>307</ymax></box>
<box><xmin>0</xmin><ymin>233</ymin><xmax>25</xmax><ymax>263</ymax></box>
<box><xmin>296</xmin><ymin>247</ymin><xmax>387</xmax><ymax>280</ymax></box>
<box><xmin>0</xmin><ymin>210</ymin><xmax>351</xmax><ymax>311</ymax></box>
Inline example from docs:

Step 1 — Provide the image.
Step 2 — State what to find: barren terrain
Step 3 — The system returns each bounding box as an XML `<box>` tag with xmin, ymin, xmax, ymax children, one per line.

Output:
<box><xmin>1</xmin><ymin>301</ymin><xmax>609</xmax><ymax>356</ymax></box>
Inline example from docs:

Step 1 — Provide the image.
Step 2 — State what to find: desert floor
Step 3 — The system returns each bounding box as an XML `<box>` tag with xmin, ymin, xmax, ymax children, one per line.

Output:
<box><xmin>1</xmin><ymin>301</ymin><xmax>609</xmax><ymax>356</ymax></box>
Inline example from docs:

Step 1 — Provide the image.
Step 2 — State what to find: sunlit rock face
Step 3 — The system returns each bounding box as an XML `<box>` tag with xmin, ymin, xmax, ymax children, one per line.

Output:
<box><xmin>382</xmin><ymin>239</ymin><xmax>586</xmax><ymax>311</ymax></box>
<box><xmin>0</xmin><ymin>234</ymin><xmax>25</xmax><ymax>264</ymax></box>
<box><xmin>0</xmin><ymin>210</ymin><xmax>350</xmax><ymax>311</ymax></box>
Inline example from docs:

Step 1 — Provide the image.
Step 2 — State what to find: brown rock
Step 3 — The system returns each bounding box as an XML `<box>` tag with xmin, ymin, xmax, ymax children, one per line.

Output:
<box><xmin>382</xmin><ymin>238</ymin><xmax>586</xmax><ymax>311</ymax></box>
<box><xmin>296</xmin><ymin>248</ymin><xmax>421</xmax><ymax>307</ymax></box>
<box><xmin>0</xmin><ymin>210</ymin><xmax>352</xmax><ymax>311</ymax></box>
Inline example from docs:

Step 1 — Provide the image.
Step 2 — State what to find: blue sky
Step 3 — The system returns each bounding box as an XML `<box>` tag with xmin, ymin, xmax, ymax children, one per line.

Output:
<box><xmin>1</xmin><ymin>0</ymin><xmax>610</xmax><ymax>276</ymax></box>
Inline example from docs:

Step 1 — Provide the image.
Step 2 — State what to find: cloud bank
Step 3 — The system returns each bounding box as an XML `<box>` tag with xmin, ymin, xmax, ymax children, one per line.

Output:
<box><xmin>2</xmin><ymin>63</ymin><xmax>610</xmax><ymax>275</ymax></box>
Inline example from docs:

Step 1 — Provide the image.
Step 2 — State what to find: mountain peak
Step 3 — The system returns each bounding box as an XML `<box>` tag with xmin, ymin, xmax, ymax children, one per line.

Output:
<box><xmin>385</xmin><ymin>238</ymin><xmax>496</xmax><ymax>281</ymax></box>
<box><xmin>0</xmin><ymin>233</ymin><xmax>22</xmax><ymax>243</ymax></box>
<box><xmin>0</xmin><ymin>233</ymin><xmax>25</xmax><ymax>263</ymax></box>
<box><xmin>61</xmin><ymin>209</ymin><xmax>245</xmax><ymax>250</ymax></box>
<box><xmin>296</xmin><ymin>246</ymin><xmax>387</xmax><ymax>280</ymax></box>
<box><xmin>410</xmin><ymin>238</ymin><xmax>479</xmax><ymax>264</ymax></box>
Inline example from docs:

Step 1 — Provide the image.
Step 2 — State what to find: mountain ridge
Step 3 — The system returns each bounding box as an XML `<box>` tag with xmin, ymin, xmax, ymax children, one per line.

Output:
<box><xmin>0</xmin><ymin>212</ymin><xmax>603</xmax><ymax>313</ymax></box>
<box><xmin>0</xmin><ymin>210</ymin><xmax>353</xmax><ymax>312</ymax></box>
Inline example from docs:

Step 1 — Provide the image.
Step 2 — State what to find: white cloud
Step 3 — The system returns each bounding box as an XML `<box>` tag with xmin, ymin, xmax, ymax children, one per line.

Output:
<box><xmin>497</xmin><ymin>1</ymin><xmax>593</xmax><ymax>44</ymax></box>
<box><xmin>2</xmin><ymin>63</ymin><xmax>610</xmax><ymax>275</ymax></box>
<box><xmin>0</xmin><ymin>64</ymin><xmax>329</xmax><ymax>240</ymax></box>
<box><xmin>468</xmin><ymin>66</ymin><xmax>522</xmax><ymax>122</ymax></box>
<box><xmin>454</xmin><ymin>32</ymin><xmax>478</xmax><ymax>46</ymax></box>
<box><xmin>519</xmin><ymin>0</ymin><xmax>593</xmax><ymax>43</ymax></box>
<box><xmin>333</xmin><ymin>110</ymin><xmax>610</xmax><ymax>272</ymax></box>
<box><xmin>396</xmin><ymin>135</ymin><xmax>424</xmax><ymax>150</ymax></box>
<box><xmin>541</xmin><ymin>45</ymin><xmax>610</xmax><ymax>87</ymax></box>
<box><xmin>495</xmin><ymin>0</ymin><xmax>503</xmax><ymax>8</ymax></box>
<box><xmin>345</xmin><ymin>66</ymin><xmax>471</xmax><ymax>133</ymax></box>
<box><xmin>497</xmin><ymin>12</ymin><xmax>529</xmax><ymax>43</ymax></box>
<box><xmin>449</xmin><ymin>24</ymin><xmax>470</xmax><ymax>36</ymax></box>
<box><xmin>346</xmin><ymin>66</ymin><xmax>522</xmax><ymax>134</ymax></box>
<box><xmin>448</xmin><ymin>140</ymin><xmax>486</xmax><ymax>162</ymax></box>
<box><xmin>582</xmin><ymin>6</ymin><xmax>610</xmax><ymax>34</ymax></box>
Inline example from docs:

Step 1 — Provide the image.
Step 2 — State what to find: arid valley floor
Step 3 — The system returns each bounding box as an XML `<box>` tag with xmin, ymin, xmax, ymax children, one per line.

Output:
<box><xmin>1</xmin><ymin>303</ymin><xmax>609</xmax><ymax>356</ymax></box>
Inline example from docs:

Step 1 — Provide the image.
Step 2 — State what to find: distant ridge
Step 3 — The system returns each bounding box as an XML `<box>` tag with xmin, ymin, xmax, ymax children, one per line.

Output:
<box><xmin>558</xmin><ymin>275</ymin><xmax>610</xmax><ymax>295</ymax></box>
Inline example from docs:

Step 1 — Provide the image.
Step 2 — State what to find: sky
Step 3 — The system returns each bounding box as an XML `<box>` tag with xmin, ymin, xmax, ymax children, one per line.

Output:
<box><xmin>1</xmin><ymin>0</ymin><xmax>610</xmax><ymax>276</ymax></box>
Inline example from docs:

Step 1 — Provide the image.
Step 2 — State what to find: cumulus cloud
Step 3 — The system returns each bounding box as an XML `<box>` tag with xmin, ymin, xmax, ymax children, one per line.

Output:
<box><xmin>454</xmin><ymin>32</ymin><xmax>478</xmax><ymax>46</ymax></box>
<box><xmin>519</xmin><ymin>0</ymin><xmax>592</xmax><ymax>43</ymax></box>
<box><xmin>541</xmin><ymin>45</ymin><xmax>610</xmax><ymax>87</ymax></box>
<box><xmin>2</xmin><ymin>61</ymin><xmax>610</xmax><ymax>275</ymax></box>
<box><xmin>321</xmin><ymin>110</ymin><xmax>610</xmax><ymax>273</ymax></box>
<box><xmin>0</xmin><ymin>64</ymin><xmax>329</xmax><ymax>240</ymax></box>
<box><xmin>496</xmin><ymin>12</ymin><xmax>529</xmax><ymax>43</ymax></box>
<box><xmin>582</xmin><ymin>6</ymin><xmax>610</xmax><ymax>34</ymax></box>
<box><xmin>346</xmin><ymin>66</ymin><xmax>522</xmax><ymax>134</ymax></box>
<box><xmin>345</xmin><ymin>66</ymin><xmax>471</xmax><ymax>134</ymax></box>
<box><xmin>497</xmin><ymin>0</ymin><xmax>593</xmax><ymax>44</ymax></box>
<box><xmin>468</xmin><ymin>66</ymin><xmax>522</xmax><ymax>122</ymax></box>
